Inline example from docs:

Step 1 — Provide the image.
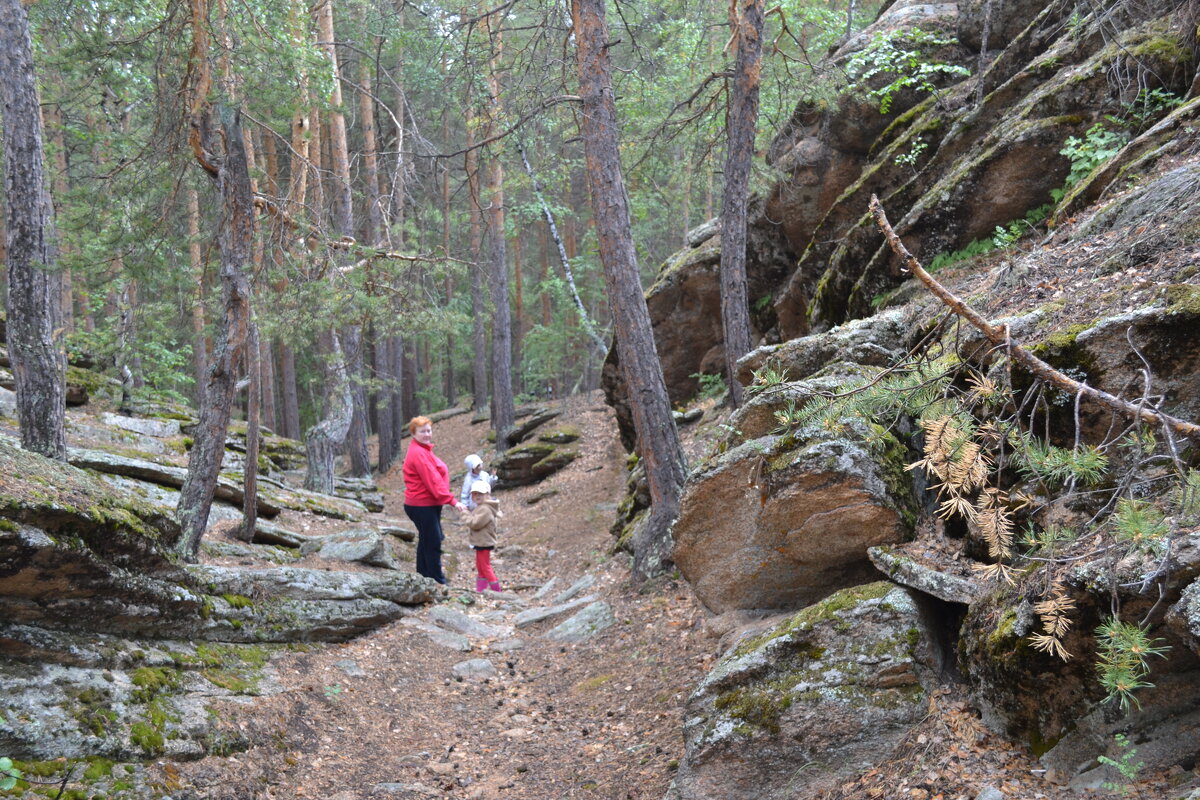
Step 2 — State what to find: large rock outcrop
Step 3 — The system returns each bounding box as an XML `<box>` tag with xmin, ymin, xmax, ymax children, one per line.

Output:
<box><xmin>672</xmin><ymin>418</ymin><xmax>916</xmax><ymax>614</ymax></box>
<box><xmin>603</xmin><ymin>0</ymin><xmax>1195</xmax><ymax>449</ymax></box>
<box><xmin>0</xmin><ymin>437</ymin><xmax>443</xmax><ymax>761</ymax></box>
<box><xmin>668</xmin><ymin>583</ymin><xmax>935</xmax><ymax>800</ymax></box>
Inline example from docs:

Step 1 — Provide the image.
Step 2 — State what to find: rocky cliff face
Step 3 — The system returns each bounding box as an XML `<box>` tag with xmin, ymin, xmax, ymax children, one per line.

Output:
<box><xmin>604</xmin><ymin>0</ymin><xmax>1197</xmax><ymax>447</ymax></box>
<box><xmin>636</xmin><ymin>0</ymin><xmax>1200</xmax><ymax>795</ymax></box>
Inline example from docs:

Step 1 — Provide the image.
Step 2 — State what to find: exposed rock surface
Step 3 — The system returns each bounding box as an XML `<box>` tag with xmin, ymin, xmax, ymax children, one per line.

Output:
<box><xmin>493</xmin><ymin>440</ymin><xmax>579</xmax><ymax>488</ymax></box>
<box><xmin>672</xmin><ymin>420</ymin><xmax>916</xmax><ymax>614</ymax></box>
<box><xmin>668</xmin><ymin>583</ymin><xmax>934</xmax><ymax>800</ymax></box>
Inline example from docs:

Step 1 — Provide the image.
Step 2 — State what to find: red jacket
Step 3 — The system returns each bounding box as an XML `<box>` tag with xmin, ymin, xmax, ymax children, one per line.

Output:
<box><xmin>402</xmin><ymin>440</ymin><xmax>456</xmax><ymax>507</ymax></box>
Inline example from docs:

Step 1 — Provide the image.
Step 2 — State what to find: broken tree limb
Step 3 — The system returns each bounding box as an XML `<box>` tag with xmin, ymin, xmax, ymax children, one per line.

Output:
<box><xmin>868</xmin><ymin>194</ymin><xmax>1200</xmax><ymax>442</ymax></box>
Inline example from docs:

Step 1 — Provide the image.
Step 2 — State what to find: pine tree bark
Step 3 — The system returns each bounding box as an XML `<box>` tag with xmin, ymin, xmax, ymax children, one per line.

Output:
<box><xmin>239</xmin><ymin>320</ymin><xmax>261</xmax><ymax>542</ymax></box>
<box><xmin>572</xmin><ymin>0</ymin><xmax>687</xmax><ymax>581</ymax></box>
<box><xmin>465</xmin><ymin>70</ymin><xmax>488</xmax><ymax>414</ymax></box>
<box><xmin>1</xmin><ymin>0</ymin><xmax>67</xmax><ymax>460</ymax></box>
<box><xmin>188</xmin><ymin>189</ymin><xmax>209</xmax><ymax>407</ymax></box>
<box><xmin>278</xmin><ymin>340</ymin><xmax>301</xmax><ymax>439</ymax></box>
<box><xmin>307</xmin><ymin>0</ymin><xmax>362</xmax><ymax>484</ymax></box>
<box><xmin>719</xmin><ymin>0</ymin><xmax>763</xmax><ymax>408</ymax></box>
<box><xmin>374</xmin><ymin>331</ymin><xmax>396</xmax><ymax>471</ymax></box>
<box><xmin>483</xmin><ymin>27</ymin><xmax>514</xmax><ymax>448</ymax></box>
<box><xmin>177</xmin><ymin>106</ymin><xmax>254</xmax><ymax>559</ymax></box>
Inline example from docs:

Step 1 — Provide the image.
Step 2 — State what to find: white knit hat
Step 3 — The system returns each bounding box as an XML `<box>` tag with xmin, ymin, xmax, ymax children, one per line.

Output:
<box><xmin>470</xmin><ymin>480</ymin><xmax>492</xmax><ymax>494</ymax></box>
<box><xmin>465</xmin><ymin>454</ymin><xmax>483</xmax><ymax>469</ymax></box>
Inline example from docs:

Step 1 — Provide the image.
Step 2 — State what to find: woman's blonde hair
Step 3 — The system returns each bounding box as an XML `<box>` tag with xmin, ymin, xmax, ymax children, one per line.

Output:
<box><xmin>408</xmin><ymin>415</ymin><xmax>432</xmax><ymax>436</ymax></box>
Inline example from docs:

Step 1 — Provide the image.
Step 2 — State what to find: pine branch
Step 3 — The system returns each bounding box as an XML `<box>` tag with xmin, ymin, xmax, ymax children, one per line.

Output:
<box><xmin>869</xmin><ymin>195</ymin><xmax>1200</xmax><ymax>442</ymax></box>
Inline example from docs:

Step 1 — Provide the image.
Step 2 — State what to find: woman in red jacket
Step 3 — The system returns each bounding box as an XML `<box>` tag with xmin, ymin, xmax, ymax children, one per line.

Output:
<box><xmin>402</xmin><ymin>415</ymin><xmax>463</xmax><ymax>584</ymax></box>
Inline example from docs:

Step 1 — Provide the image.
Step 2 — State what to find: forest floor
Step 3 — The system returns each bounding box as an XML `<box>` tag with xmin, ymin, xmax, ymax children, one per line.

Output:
<box><xmin>143</xmin><ymin>390</ymin><xmax>1189</xmax><ymax>800</ymax></box>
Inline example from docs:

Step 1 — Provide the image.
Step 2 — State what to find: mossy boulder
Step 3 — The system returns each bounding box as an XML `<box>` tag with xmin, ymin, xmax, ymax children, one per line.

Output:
<box><xmin>673</xmin><ymin>418</ymin><xmax>917</xmax><ymax>615</ymax></box>
<box><xmin>670</xmin><ymin>583</ymin><xmax>933</xmax><ymax>800</ymax></box>
<box><xmin>493</xmin><ymin>440</ymin><xmax>579</xmax><ymax>488</ymax></box>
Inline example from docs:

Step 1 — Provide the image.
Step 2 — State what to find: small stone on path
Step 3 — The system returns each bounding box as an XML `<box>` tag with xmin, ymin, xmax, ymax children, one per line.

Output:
<box><xmin>452</xmin><ymin>658</ymin><xmax>498</xmax><ymax>681</ymax></box>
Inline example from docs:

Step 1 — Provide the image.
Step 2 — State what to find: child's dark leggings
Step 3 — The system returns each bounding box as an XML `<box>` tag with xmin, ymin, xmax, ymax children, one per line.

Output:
<box><xmin>403</xmin><ymin>504</ymin><xmax>447</xmax><ymax>584</ymax></box>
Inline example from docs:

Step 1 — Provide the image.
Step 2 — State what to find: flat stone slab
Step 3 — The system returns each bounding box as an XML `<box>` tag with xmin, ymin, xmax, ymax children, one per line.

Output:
<box><xmin>868</xmin><ymin>546</ymin><xmax>981</xmax><ymax>605</ymax></box>
<box><xmin>400</xmin><ymin>618</ymin><xmax>471</xmax><ymax>651</ymax></box>
<box><xmin>513</xmin><ymin>595</ymin><xmax>597</xmax><ymax>628</ymax></box>
<box><xmin>69</xmin><ymin>447</ymin><xmax>282</xmax><ymax>517</ymax></box>
<box><xmin>545</xmin><ymin>601</ymin><xmax>615</xmax><ymax>643</ymax></box>
<box><xmin>551</xmin><ymin>574</ymin><xmax>597</xmax><ymax>604</ymax></box>
<box><xmin>101</xmin><ymin>412</ymin><xmax>182</xmax><ymax>438</ymax></box>
<box><xmin>429</xmin><ymin>606</ymin><xmax>507</xmax><ymax>638</ymax></box>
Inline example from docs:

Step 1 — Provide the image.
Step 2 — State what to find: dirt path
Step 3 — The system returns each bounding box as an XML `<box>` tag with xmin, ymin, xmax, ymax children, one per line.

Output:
<box><xmin>164</xmin><ymin>393</ymin><xmax>711</xmax><ymax>800</ymax></box>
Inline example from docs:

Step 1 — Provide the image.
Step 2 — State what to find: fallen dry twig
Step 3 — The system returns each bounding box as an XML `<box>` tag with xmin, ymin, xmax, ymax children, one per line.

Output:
<box><xmin>869</xmin><ymin>194</ymin><xmax>1200</xmax><ymax>442</ymax></box>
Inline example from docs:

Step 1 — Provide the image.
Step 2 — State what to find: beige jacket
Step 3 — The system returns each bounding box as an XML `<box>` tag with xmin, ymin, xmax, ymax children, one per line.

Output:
<box><xmin>464</xmin><ymin>497</ymin><xmax>501</xmax><ymax>548</ymax></box>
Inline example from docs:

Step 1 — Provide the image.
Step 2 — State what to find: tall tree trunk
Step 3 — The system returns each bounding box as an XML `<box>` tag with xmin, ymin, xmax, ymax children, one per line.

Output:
<box><xmin>0</xmin><ymin>0</ymin><xmax>66</xmax><ymax>460</ymax></box>
<box><xmin>278</xmin><ymin>340</ymin><xmax>301</xmax><ymax>439</ymax></box>
<box><xmin>719</xmin><ymin>0</ymin><xmax>763</xmax><ymax>409</ymax></box>
<box><xmin>512</xmin><ymin>232</ymin><xmax>523</xmax><ymax>396</ymax></box>
<box><xmin>442</xmin><ymin>68</ymin><xmax>455</xmax><ymax>407</ymax></box>
<box><xmin>309</xmin><ymin>0</ymin><xmax>363</xmax><ymax>483</ymax></box>
<box><xmin>259</xmin><ymin>333</ymin><xmax>277</xmax><ymax>432</ymax></box>
<box><xmin>358</xmin><ymin>52</ymin><xmax>383</xmax><ymax>249</ymax></box>
<box><xmin>464</xmin><ymin>70</ymin><xmax>488</xmax><ymax>414</ymax></box>
<box><xmin>572</xmin><ymin>0</ymin><xmax>687</xmax><ymax>581</ymax></box>
<box><xmin>178</xmin><ymin>106</ymin><xmax>254</xmax><ymax>559</ymax></box>
<box><xmin>44</xmin><ymin>103</ymin><xmax>73</xmax><ymax>334</ymax></box>
<box><xmin>304</xmin><ymin>329</ymin><xmax>354</xmax><ymax>493</ymax></box>
<box><xmin>390</xmin><ymin>334</ymin><xmax>405</xmax><ymax>446</ymax></box>
<box><xmin>239</xmin><ymin>319</ymin><xmax>261</xmax><ymax>542</ymax></box>
<box><xmin>188</xmin><ymin>189</ymin><xmax>209</xmax><ymax>407</ymax></box>
<box><xmin>374</xmin><ymin>331</ymin><xmax>396</xmax><ymax>471</ymax></box>
<box><xmin>483</xmin><ymin>27</ymin><xmax>514</xmax><ymax>448</ymax></box>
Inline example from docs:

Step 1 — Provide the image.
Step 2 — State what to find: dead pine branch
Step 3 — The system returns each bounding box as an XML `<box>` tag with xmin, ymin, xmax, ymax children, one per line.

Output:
<box><xmin>867</xmin><ymin>194</ymin><xmax>1200</xmax><ymax>443</ymax></box>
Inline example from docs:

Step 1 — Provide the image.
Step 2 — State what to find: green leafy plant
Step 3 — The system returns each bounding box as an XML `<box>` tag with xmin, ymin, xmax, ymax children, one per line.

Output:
<box><xmin>323</xmin><ymin>684</ymin><xmax>344</xmax><ymax>702</ymax></box>
<box><xmin>1058</xmin><ymin>123</ymin><xmax>1130</xmax><ymax>192</ymax></box>
<box><xmin>1097</xmin><ymin>733</ymin><xmax>1145</xmax><ymax>795</ymax></box>
<box><xmin>1109</xmin><ymin>87</ymin><xmax>1184</xmax><ymax>132</ymax></box>
<box><xmin>0</xmin><ymin>757</ymin><xmax>21</xmax><ymax>791</ymax></box>
<box><xmin>894</xmin><ymin>137</ymin><xmax>928</xmax><ymax>170</ymax></box>
<box><xmin>1096</xmin><ymin>619</ymin><xmax>1169</xmax><ymax>710</ymax></box>
<box><xmin>845</xmin><ymin>29</ymin><xmax>971</xmax><ymax>114</ymax></box>
<box><xmin>690</xmin><ymin>372</ymin><xmax>728</xmax><ymax>401</ymax></box>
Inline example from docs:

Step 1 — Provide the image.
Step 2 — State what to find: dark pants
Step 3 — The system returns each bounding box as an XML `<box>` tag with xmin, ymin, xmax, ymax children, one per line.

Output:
<box><xmin>403</xmin><ymin>504</ymin><xmax>447</xmax><ymax>584</ymax></box>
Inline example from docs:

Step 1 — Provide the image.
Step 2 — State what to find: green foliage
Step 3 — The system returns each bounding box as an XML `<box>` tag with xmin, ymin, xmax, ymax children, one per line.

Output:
<box><xmin>746</xmin><ymin>361</ymin><xmax>790</xmax><ymax>396</ymax></box>
<box><xmin>1097</xmin><ymin>733</ymin><xmax>1145</xmax><ymax>795</ymax></box>
<box><xmin>0</xmin><ymin>756</ymin><xmax>21</xmax><ymax>791</ymax></box>
<box><xmin>894</xmin><ymin>137</ymin><xmax>928</xmax><ymax>170</ymax></box>
<box><xmin>1109</xmin><ymin>88</ymin><xmax>1184</xmax><ymax>132</ymax></box>
<box><xmin>1058</xmin><ymin>123</ymin><xmax>1130</xmax><ymax>191</ymax></box>
<box><xmin>1096</xmin><ymin>619</ymin><xmax>1169</xmax><ymax>710</ymax></box>
<box><xmin>845</xmin><ymin>30</ymin><xmax>971</xmax><ymax>114</ymax></box>
<box><xmin>1174</xmin><ymin>469</ymin><xmax>1200</xmax><ymax>524</ymax></box>
<box><xmin>323</xmin><ymin>684</ymin><xmax>344</xmax><ymax>702</ymax></box>
<box><xmin>927</xmin><ymin>236</ymin><xmax>998</xmax><ymax>272</ymax></box>
<box><xmin>690</xmin><ymin>372</ymin><xmax>727</xmax><ymax>401</ymax></box>
<box><xmin>1112</xmin><ymin>498</ymin><xmax>1169</xmax><ymax>554</ymax></box>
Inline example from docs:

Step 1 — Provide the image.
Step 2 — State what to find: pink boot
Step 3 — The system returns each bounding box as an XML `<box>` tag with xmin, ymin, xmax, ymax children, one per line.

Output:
<box><xmin>475</xmin><ymin>578</ymin><xmax>488</xmax><ymax>593</ymax></box>
<box><xmin>488</xmin><ymin>581</ymin><xmax>503</xmax><ymax>592</ymax></box>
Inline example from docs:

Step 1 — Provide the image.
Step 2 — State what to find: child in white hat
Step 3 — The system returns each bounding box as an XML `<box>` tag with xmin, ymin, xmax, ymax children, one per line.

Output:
<box><xmin>461</xmin><ymin>479</ymin><xmax>503</xmax><ymax>592</ymax></box>
<box><xmin>460</xmin><ymin>453</ymin><xmax>497</xmax><ymax>510</ymax></box>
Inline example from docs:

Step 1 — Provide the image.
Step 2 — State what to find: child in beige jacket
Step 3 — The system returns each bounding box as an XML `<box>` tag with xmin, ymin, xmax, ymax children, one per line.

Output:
<box><xmin>462</xmin><ymin>480</ymin><xmax>503</xmax><ymax>592</ymax></box>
